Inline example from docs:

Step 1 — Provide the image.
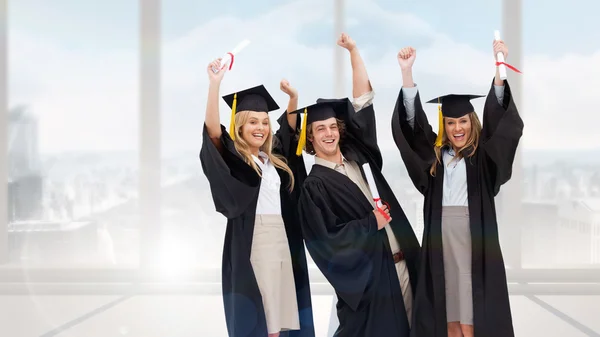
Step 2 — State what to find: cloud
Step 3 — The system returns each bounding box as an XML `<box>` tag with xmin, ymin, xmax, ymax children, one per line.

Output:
<box><xmin>520</xmin><ymin>51</ymin><xmax>600</xmax><ymax>150</ymax></box>
<box><xmin>8</xmin><ymin>0</ymin><xmax>600</xmax><ymax>155</ymax></box>
<box><xmin>9</xmin><ymin>31</ymin><xmax>138</xmax><ymax>154</ymax></box>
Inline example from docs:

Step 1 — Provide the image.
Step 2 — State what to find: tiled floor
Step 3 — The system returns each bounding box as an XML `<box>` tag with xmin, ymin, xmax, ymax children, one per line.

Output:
<box><xmin>0</xmin><ymin>295</ymin><xmax>120</xmax><ymax>337</ymax></box>
<box><xmin>0</xmin><ymin>294</ymin><xmax>598</xmax><ymax>336</ymax></box>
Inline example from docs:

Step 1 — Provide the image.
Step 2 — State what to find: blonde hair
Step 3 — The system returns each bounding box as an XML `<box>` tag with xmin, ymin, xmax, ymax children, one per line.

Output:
<box><xmin>430</xmin><ymin>112</ymin><xmax>482</xmax><ymax>176</ymax></box>
<box><xmin>233</xmin><ymin>111</ymin><xmax>295</xmax><ymax>191</ymax></box>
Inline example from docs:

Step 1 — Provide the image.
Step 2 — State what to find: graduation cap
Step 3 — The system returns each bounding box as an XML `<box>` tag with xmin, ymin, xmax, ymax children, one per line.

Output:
<box><xmin>426</xmin><ymin>94</ymin><xmax>485</xmax><ymax>147</ymax></box>
<box><xmin>222</xmin><ymin>84</ymin><xmax>280</xmax><ymax>140</ymax></box>
<box><xmin>289</xmin><ymin>98</ymin><xmax>349</xmax><ymax>156</ymax></box>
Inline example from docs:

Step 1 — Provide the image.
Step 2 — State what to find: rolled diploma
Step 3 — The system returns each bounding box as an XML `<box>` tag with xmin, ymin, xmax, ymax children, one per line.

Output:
<box><xmin>362</xmin><ymin>163</ymin><xmax>390</xmax><ymax>220</ymax></box>
<box><xmin>212</xmin><ymin>39</ymin><xmax>251</xmax><ymax>73</ymax></box>
<box><xmin>494</xmin><ymin>30</ymin><xmax>507</xmax><ymax>80</ymax></box>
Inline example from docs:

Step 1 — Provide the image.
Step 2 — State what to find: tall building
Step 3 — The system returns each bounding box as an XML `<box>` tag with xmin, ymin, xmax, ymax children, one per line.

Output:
<box><xmin>7</xmin><ymin>106</ymin><xmax>43</xmax><ymax>221</ymax></box>
<box><xmin>520</xmin><ymin>200</ymin><xmax>559</xmax><ymax>267</ymax></box>
<box><xmin>556</xmin><ymin>198</ymin><xmax>600</xmax><ymax>265</ymax></box>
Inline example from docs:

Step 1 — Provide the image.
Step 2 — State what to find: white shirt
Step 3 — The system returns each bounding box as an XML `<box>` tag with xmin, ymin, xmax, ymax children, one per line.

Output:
<box><xmin>442</xmin><ymin>148</ymin><xmax>468</xmax><ymax>206</ymax></box>
<box><xmin>252</xmin><ymin>151</ymin><xmax>282</xmax><ymax>215</ymax></box>
<box><xmin>352</xmin><ymin>90</ymin><xmax>375</xmax><ymax>111</ymax></box>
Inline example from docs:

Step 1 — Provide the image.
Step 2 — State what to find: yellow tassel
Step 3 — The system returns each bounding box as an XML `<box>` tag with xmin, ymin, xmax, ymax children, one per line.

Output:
<box><xmin>296</xmin><ymin>108</ymin><xmax>308</xmax><ymax>156</ymax></box>
<box><xmin>230</xmin><ymin>93</ymin><xmax>237</xmax><ymax>140</ymax></box>
<box><xmin>434</xmin><ymin>104</ymin><xmax>444</xmax><ymax>147</ymax></box>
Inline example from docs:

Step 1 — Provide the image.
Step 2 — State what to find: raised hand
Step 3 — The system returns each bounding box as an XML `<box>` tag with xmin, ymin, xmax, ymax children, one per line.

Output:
<box><xmin>493</xmin><ymin>39</ymin><xmax>508</xmax><ymax>61</ymax></box>
<box><xmin>207</xmin><ymin>58</ymin><xmax>227</xmax><ymax>84</ymax></box>
<box><xmin>280</xmin><ymin>79</ymin><xmax>298</xmax><ymax>99</ymax></box>
<box><xmin>337</xmin><ymin>32</ymin><xmax>356</xmax><ymax>52</ymax></box>
<box><xmin>397</xmin><ymin>47</ymin><xmax>416</xmax><ymax>70</ymax></box>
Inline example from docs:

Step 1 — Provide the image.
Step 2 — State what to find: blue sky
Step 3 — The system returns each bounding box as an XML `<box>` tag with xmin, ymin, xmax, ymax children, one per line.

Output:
<box><xmin>374</xmin><ymin>0</ymin><xmax>600</xmax><ymax>55</ymax></box>
<box><xmin>10</xmin><ymin>0</ymin><xmax>600</xmax><ymax>55</ymax></box>
<box><xmin>7</xmin><ymin>0</ymin><xmax>600</xmax><ymax>153</ymax></box>
<box><xmin>9</xmin><ymin>1</ymin><xmax>138</xmax><ymax>50</ymax></box>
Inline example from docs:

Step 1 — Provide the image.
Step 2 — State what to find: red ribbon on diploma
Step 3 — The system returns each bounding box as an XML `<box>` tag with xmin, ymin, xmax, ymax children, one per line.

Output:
<box><xmin>374</xmin><ymin>198</ymin><xmax>391</xmax><ymax>221</ymax></box>
<box><xmin>227</xmin><ymin>52</ymin><xmax>235</xmax><ymax>70</ymax></box>
<box><xmin>496</xmin><ymin>61</ymin><xmax>522</xmax><ymax>74</ymax></box>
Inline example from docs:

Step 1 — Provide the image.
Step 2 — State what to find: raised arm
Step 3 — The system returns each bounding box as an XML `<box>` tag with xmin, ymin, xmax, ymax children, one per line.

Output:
<box><xmin>399</xmin><ymin>47</ymin><xmax>416</xmax><ymax>88</ymax></box>
<box><xmin>274</xmin><ymin>79</ymin><xmax>306</xmax><ymax>187</ymax></box>
<box><xmin>334</xmin><ymin>33</ymin><xmax>383</xmax><ymax>166</ymax></box>
<box><xmin>337</xmin><ymin>33</ymin><xmax>372</xmax><ymax>99</ymax></box>
<box><xmin>482</xmin><ymin>40</ymin><xmax>524</xmax><ymax>194</ymax></box>
<box><xmin>483</xmin><ymin>39</ymin><xmax>513</xmax><ymax>141</ymax></box>
<box><xmin>280</xmin><ymin>79</ymin><xmax>299</xmax><ymax>128</ymax></box>
<box><xmin>205</xmin><ymin>58</ymin><xmax>228</xmax><ymax>151</ymax></box>
<box><xmin>494</xmin><ymin>39</ymin><xmax>507</xmax><ymax>87</ymax></box>
<box><xmin>391</xmin><ymin>47</ymin><xmax>436</xmax><ymax>194</ymax></box>
<box><xmin>397</xmin><ymin>46</ymin><xmax>418</xmax><ymax>129</ymax></box>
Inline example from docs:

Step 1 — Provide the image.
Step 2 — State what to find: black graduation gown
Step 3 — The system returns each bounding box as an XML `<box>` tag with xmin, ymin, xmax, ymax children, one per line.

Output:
<box><xmin>298</xmin><ymin>101</ymin><xmax>421</xmax><ymax>337</ymax></box>
<box><xmin>200</xmin><ymin>112</ymin><xmax>314</xmax><ymax>337</ymax></box>
<box><xmin>391</xmin><ymin>79</ymin><xmax>524</xmax><ymax>337</ymax></box>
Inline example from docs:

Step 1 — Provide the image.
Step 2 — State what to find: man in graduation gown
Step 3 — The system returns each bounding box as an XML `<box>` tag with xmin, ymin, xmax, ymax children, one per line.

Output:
<box><xmin>200</xmin><ymin>83</ymin><xmax>314</xmax><ymax>337</ymax></box>
<box><xmin>293</xmin><ymin>33</ymin><xmax>421</xmax><ymax>337</ymax></box>
<box><xmin>391</xmin><ymin>43</ymin><xmax>523</xmax><ymax>337</ymax></box>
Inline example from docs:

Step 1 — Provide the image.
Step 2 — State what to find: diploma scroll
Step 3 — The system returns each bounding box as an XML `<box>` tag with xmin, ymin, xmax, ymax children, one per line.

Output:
<box><xmin>362</xmin><ymin>163</ymin><xmax>391</xmax><ymax>221</ymax></box>
<box><xmin>212</xmin><ymin>39</ymin><xmax>251</xmax><ymax>73</ymax></box>
<box><xmin>494</xmin><ymin>30</ymin><xmax>507</xmax><ymax>80</ymax></box>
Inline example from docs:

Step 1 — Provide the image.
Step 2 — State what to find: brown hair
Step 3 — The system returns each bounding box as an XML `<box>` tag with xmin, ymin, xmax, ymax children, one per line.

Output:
<box><xmin>304</xmin><ymin>118</ymin><xmax>346</xmax><ymax>155</ymax></box>
<box><xmin>233</xmin><ymin>111</ymin><xmax>295</xmax><ymax>191</ymax></box>
<box><xmin>430</xmin><ymin>112</ymin><xmax>482</xmax><ymax>176</ymax></box>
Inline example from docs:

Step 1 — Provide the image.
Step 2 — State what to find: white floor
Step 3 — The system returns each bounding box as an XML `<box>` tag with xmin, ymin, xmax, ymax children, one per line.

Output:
<box><xmin>0</xmin><ymin>294</ymin><xmax>598</xmax><ymax>337</ymax></box>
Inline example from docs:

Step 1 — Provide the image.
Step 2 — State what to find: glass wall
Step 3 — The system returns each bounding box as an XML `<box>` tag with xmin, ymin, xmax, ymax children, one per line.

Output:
<box><xmin>5</xmin><ymin>0</ymin><xmax>140</xmax><ymax>267</ymax></box>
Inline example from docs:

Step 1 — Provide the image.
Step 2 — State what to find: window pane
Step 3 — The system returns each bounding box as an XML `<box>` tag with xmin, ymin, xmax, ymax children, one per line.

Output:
<box><xmin>521</xmin><ymin>0</ymin><xmax>600</xmax><ymax>268</ymax></box>
<box><xmin>6</xmin><ymin>0</ymin><xmax>139</xmax><ymax>267</ymax></box>
<box><xmin>160</xmin><ymin>0</ymin><xmax>301</xmax><ymax>271</ymax></box>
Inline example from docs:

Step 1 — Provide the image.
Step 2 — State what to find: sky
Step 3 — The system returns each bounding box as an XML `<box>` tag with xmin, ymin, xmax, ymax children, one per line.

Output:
<box><xmin>7</xmin><ymin>0</ymin><xmax>600</xmax><ymax>155</ymax></box>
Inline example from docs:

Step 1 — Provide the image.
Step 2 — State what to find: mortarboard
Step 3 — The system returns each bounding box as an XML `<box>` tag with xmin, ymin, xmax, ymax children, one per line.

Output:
<box><xmin>426</xmin><ymin>94</ymin><xmax>485</xmax><ymax>147</ymax></box>
<box><xmin>222</xmin><ymin>84</ymin><xmax>280</xmax><ymax>140</ymax></box>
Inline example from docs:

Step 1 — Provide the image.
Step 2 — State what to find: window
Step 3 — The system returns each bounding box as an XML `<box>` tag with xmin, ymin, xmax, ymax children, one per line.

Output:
<box><xmin>4</xmin><ymin>0</ymin><xmax>140</xmax><ymax>268</ymax></box>
<box><xmin>522</xmin><ymin>0</ymin><xmax>600</xmax><ymax>269</ymax></box>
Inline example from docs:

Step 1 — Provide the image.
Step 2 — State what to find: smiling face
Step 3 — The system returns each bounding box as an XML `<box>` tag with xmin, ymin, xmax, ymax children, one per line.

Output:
<box><xmin>237</xmin><ymin>111</ymin><xmax>271</xmax><ymax>152</ymax></box>
<box><xmin>444</xmin><ymin>114</ymin><xmax>472</xmax><ymax>150</ymax></box>
<box><xmin>308</xmin><ymin>117</ymin><xmax>341</xmax><ymax>158</ymax></box>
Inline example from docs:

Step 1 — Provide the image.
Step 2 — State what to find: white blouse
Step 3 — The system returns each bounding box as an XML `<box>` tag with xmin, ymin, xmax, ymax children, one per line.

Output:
<box><xmin>252</xmin><ymin>151</ymin><xmax>282</xmax><ymax>215</ymax></box>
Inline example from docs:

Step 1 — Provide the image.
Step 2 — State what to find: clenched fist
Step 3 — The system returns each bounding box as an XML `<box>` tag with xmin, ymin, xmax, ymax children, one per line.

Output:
<box><xmin>280</xmin><ymin>79</ymin><xmax>298</xmax><ymax>99</ymax></box>
<box><xmin>207</xmin><ymin>58</ymin><xmax>226</xmax><ymax>84</ymax></box>
<box><xmin>493</xmin><ymin>39</ymin><xmax>508</xmax><ymax>61</ymax></box>
<box><xmin>337</xmin><ymin>33</ymin><xmax>356</xmax><ymax>52</ymax></box>
<box><xmin>397</xmin><ymin>47</ymin><xmax>416</xmax><ymax>70</ymax></box>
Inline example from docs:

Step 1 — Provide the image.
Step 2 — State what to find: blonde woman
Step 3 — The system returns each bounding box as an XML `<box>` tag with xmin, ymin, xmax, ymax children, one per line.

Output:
<box><xmin>200</xmin><ymin>59</ymin><xmax>314</xmax><ymax>337</ymax></box>
<box><xmin>391</xmin><ymin>40</ymin><xmax>523</xmax><ymax>337</ymax></box>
